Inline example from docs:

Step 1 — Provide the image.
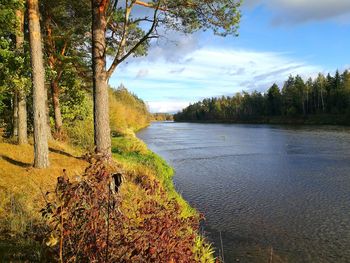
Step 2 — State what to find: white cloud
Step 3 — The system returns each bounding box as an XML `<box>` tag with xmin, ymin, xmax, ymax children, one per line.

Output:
<box><xmin>144</xmin><ymin>32</ymin><xmax>201</xmax><ymax>62</ymax></box>
<box><xmin>244</xmin><ymin>0</ymin><xmax>350</xmax><ymax>24</ymax></box>
<box><xmin>147</xmin><ymin>101</ymin><xmax>190</xmax><ymax>113</ymax></box>
<box><xmin>136</xmin><ymin>69</ymin><xmax>149</xmax><ymax>78</ymax></box>
<box><xmin>110</xmin><ymin>47</ymin><xmax>323</xmax><ymax>113</ymax></box>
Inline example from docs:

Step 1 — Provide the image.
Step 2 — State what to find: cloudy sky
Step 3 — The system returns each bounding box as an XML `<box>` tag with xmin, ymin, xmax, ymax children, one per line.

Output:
<box><xmin>109</xmin><ymin>0</ymin><xmax>350</xmax><ymax>113</ymax></box>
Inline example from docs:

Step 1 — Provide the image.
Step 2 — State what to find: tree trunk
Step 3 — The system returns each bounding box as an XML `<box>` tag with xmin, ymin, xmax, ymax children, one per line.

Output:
<box><xmin>51</xmin><ymin>80</ymin><xmax>63</xmax><ymax>133</ymax></box>
<box><xmin>18</xmin><ymin>91</ymin><xmax>28</xmax><ymax>144</ymax></box>
<box><xmin>45</xmin><ymin>15</ymin><xmax>63</xmax><ymax>135</ymax></box>
<box><xmin>46</xmin><ymin>90</ymin><xmax>52</xmax><ymax>140</ymax></box>
<box><xmin>13</xmin><ymin>92</ymin><xmax>18</xmax><ymax>137</ymax></box>
<box><xmin>28</xmin><ymin>0</ymin><xmax>49</xmax><ymax>168</ymax></box>
<box><xmin>16</xmin><ymin>8</ymin><xmax>28</xmax><ymax>144</ymax></box>
<box><xmin>91</xmin><ymin>0</ymin><xmax>111</xmax><ymax>156</ymax></box>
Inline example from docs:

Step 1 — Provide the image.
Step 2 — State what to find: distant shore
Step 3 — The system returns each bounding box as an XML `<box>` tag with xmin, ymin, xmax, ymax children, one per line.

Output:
<box><xmin>174</xmin><ymin>114</ymin><xmax>350</xmax><ymax>126</ymax></box>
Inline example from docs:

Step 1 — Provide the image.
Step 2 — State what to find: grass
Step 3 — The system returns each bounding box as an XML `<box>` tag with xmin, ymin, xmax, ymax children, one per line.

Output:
<box><xmin>111</xmin><ymin>134</ymin><xmax>214</xmax><ymax>261</ymax></box>
<box><xmin>0</xmin><ymin>133</ymin><xmax>213</xmax><ymax>261</ymax></box>
<box><xmin>0</xmin><ymin>140</ymin><xmax>88</xmax><ymax>260</ymax></box>
<box><xmin>111</xmin><ymin>134</ymin><xmax>196</xmax><ymax>218</ymax></box>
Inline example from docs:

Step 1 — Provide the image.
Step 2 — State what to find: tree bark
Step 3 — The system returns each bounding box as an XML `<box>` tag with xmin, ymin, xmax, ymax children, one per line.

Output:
<box><xmin>91</xmin><ymin>0</ymin><xmax>111</xmax><ymax>156</ymax></box>
<box><xmin>18</xmin><ymin>91</ymin><xmax>28</xmax><ymax>144</ymax></box>
<box><xmin>51</xmin><ymin>80</ymin><xmax>63</xmax><ymax>133</ymax></box>
<box><xmin>28</xmin><ymin>0</ymin><xmax>49</xmax><ymax>168</ymax></box>
<box><xmin>16</xmin><ymin>8</ymin><xmax>28</xmax><ymax>144</ymax></box>
<box><xmin>13</xmin><ymin>92</ymin><xmax>18</xmax><ymax>137</ymax></box>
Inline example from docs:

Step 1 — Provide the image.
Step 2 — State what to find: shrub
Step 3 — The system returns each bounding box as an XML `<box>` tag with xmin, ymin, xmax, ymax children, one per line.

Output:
<box><xmin>62</xmin><ymin>92</ymin><xmax>94</xmax><ymax>149</ymax></box>
<box><xmin>109</xmin><ymin>86</ymin><xmax>151</xmax><ymax>133</ymax></box>
<box><xmin>42</xmin><ymin>154</ymin><xmax>202</xmax><ymax>262</ymax></box>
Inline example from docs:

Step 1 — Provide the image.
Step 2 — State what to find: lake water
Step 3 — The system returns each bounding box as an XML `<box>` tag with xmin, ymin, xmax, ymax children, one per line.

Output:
<box><xmin>137</xmin><ymin>122</ymin><xmax>350</xmax><ymax>263</ymax></box>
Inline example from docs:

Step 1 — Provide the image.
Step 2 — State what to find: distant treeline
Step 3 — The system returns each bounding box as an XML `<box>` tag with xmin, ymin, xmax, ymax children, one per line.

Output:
<box><xmin>152</xmin><ymin>113</ymin><xmax>174</xmax><ymax>122</ymax></box>
<box><xmin>174</xmin><ymin>70</ymin><xmax>350</xmax><ymax>125</ymax></box>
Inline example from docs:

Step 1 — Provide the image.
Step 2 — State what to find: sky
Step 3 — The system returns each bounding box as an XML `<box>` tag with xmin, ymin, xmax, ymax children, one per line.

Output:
<box><xmin>109</xmin><ymin>0</ymin><xmax>350</xmax><ymax>113</ymax></box>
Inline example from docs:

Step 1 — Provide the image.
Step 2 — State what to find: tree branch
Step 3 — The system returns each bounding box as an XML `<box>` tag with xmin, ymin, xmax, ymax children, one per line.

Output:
<box><xmin>134</xmin><ymin>0</ymin><xmax>166</xmax><ymax>11</ymax></box>
<box><xmin>106</xmin><ymin>1</ymin><xmax>161</xmax><ymax>80</ymax></box>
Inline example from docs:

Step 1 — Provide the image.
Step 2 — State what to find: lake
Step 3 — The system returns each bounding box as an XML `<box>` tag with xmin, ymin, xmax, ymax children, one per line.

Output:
<box><xmin>137</xmin><ymin>122</ymin><xmax>350</xmax><ymax>263</ymax></box>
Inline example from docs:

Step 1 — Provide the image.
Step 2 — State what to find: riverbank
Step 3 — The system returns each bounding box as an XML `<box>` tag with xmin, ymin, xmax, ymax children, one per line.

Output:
<box><xmin>0</xmin><ymin>133</ymin><xmax>214</xmax><ymax>261</ymax></box>
<box><xmin>175</xmin><ymin>113</ymin><xmax>350</xmax><ymax>126</ymax></box>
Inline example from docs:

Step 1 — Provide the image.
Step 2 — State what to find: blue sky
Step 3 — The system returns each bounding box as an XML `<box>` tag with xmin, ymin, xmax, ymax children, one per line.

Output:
<box><xmin>109</xmin><ymin>0</ymin><xmax>350</xmax><ymax>113</ymax></box>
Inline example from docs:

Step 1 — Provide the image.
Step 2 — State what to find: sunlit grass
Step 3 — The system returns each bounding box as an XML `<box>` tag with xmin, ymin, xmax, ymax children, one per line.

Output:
<box><xmin>112</xmin><ymin>135</ymin><xmax>196</xmax><ymax>218</ymax></box>
<box><xmin>0</xmin><ymin>140</ymin><xmax>88</xmax><ymax>260</ymax></box>
<box><xmin>0</xmin><ymin>134</ymin><xmax>213</xmax><ymax>261</ymax></box>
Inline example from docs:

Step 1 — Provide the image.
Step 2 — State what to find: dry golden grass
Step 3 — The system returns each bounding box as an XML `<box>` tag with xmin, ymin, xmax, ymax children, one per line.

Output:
<box><xmin>0</xmin><ymin>141</ymin><xmax>88</xmax><ymax>221</ymax></box>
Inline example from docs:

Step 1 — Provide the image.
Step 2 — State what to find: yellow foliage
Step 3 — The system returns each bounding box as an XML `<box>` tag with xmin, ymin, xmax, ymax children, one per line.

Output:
<box><xmin>109</xmin><ymin>87</ymin><xmax>151</xmax><ymax>133</ymax></box>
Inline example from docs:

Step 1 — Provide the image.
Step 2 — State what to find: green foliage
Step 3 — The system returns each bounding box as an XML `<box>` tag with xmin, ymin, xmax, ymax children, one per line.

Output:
<box><xmin>0</xmin><ymin>0</ymin><xmax>30</xmax><ymax>133</ymax></box>
<box><xmin>0</xmin><ymin>37</ymin><xmax>31</xmax><ymax>94</ymax></box>
<box><xmin>0</xmin><ymin>0</ymin><xmax>22</xmax><ymax>36</ymax></box>
<box><xmin>175</xmin><ymin>70</ymin><xmax>350</xmax><ymax>125</ymax></box>
<box><xmin>267</xmin><ymin>83</ymin><xmax>282</xmax><ymax>115</ymax></box>
<box><xmin>193</xmin><ymin>236</ymin><xmax>216</xmax><ymax>263</ymax></box>
<box><xmin>112</xmin><ymin>136</ymin><xmax>148</xmax><ymax>155</ymax></box>
<box><xmin>161</xmin><ymin>0</ymin><xmax>242</xmax><ymax>36</ymax></box>
<box><xmin>63</xmin><ymin>92</ymin><xmax>94</xmax><ymax>149</ymax></box>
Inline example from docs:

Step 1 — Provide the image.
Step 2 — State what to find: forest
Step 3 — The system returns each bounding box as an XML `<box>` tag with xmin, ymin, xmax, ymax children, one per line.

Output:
<box><xmin>174</xmin><ymin>70</ymin><xmax>350</xmax><ymax>125</ymax></box>
<box><xmin>0</xmin><ymin>0</ymin><xmax>242</xmax><ymax>261</ymax></box>
<box><xmin>152</xmin><ymin>113</ymin><xmax>174</xmax><ymax>121</ymax></box>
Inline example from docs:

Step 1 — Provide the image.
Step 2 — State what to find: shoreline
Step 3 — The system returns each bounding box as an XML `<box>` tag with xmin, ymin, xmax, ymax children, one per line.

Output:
<box><xmin>174</xmin><ymin>114</ymin><xmax>350</xmax><ymax>126</ymax></box>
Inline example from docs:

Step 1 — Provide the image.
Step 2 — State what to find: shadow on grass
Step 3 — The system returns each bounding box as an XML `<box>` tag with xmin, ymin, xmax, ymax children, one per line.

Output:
<box><xmin>0</xmin><ymin>155</ymin><xmax>32</xmax><ymax>168</ymax></box>
<box><xmin>49</xmin><ymin>147</ymin><xmax>83</xmax><ymax>160</ymax></box>
<box><xmin>0</xmin><ymin>235</ymin><xmax>53</xmax><ymax>262</ymax></box>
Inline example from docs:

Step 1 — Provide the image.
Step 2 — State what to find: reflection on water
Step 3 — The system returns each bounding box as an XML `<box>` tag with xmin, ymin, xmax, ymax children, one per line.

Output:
<box><xmin>138</xmin><ymin>122</ymin><xmax>350</xmax><ymax>263</ymax></box>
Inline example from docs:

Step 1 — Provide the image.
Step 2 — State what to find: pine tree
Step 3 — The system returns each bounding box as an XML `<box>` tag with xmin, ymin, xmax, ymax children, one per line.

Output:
<box><xmin>28</xmin><ymin>0</ymin><xmax>49</xmax><ymax>168</ymax></box>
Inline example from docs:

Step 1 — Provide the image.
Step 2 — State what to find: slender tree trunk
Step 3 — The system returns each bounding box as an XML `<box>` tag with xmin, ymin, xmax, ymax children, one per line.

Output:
<box><xmin>18</xmin><ymin>92</ymin><xmax>28</xmax><ymax>144</ymax></box>
<box><xmin>16</xmin><ymin>8</ymin><xmax>28</xmax><ymax>144</ymax></box>
<box><xmin>28</xmin><ymin>0</ymin><xmax>49</xmax><ymax>168</ymax></box>
<box><xmin>91</xmin><ymin>0</ymin><xmax>111</xmax><ymax>156</ymax></box>
<box><xmin>46</xmin><ymin>89</ymin><xmax>52</xmax><ymax>140</ymax></box>
<box><xmin>313</xmin><ymin>91</ymin><xmax>318</xmax><ymax>113</ymax></box>
<box><xmin>301</xmin><ymin>96</ymin><xmax>305</xmax><ymax>115</ymax></box>
<box><xmin>13</xmin><ymin>92</ymin><xmax>18</xmax><ymax>137</ymax></box>
<box><xmin>51</xmin><ymin>80</ymin><xmax>63</xmax><ymax>133</ymax></box>
<box><xmin>45</xmin><ymin>15</ymin><xmax>63</xmax><ymax>134</ymax></box>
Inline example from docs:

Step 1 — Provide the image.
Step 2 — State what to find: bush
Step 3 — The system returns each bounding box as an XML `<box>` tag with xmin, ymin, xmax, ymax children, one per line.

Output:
<box><xmin>62</xmin><ymin>92</ymin><xmax>94</xmax><ymax>150</ymax></box>
<box><xmin>64</xmin><ymin>116</ymin><xmax>93</xmax><ymax>150</ymax></box>
<box><xmin>109</xmin><ymin>86</ymin><xmax>151</xmax><ymax>133</ymax></box>
<box><xmin>42</xmin><ymin>155</ymin><xmax>202</xmax><ymax>262</ymax></box>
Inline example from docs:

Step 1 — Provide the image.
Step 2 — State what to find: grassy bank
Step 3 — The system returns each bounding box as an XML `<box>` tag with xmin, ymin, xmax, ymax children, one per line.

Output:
<box><xmin>111</xmin><ymin>131</ymin><xmax>196</xmax><ymax>218</ymax></box>
<box><xmin>0</xmin><ymin>133</ymin><xmax>214</xmax><ymax>261</ymax></box>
